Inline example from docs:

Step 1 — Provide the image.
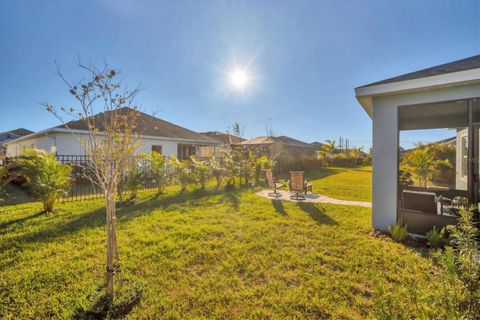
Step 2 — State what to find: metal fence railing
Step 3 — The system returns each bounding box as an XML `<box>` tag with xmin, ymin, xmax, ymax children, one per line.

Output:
<box><xmin>1</xmin><ymin>154</ymin><xmax>170</xmax><ymax>203</ymax></box>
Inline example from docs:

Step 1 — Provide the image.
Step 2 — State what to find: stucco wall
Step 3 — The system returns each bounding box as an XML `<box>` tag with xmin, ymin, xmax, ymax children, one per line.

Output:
<box><xmin>6</xmin><ymin>132</ymin><xmax>185</xmax><ymax>158</ymax></box>
<box><xmin>371</xmin><ymin>82</ymin><xmax>480</xmax><ymax>231</ymax></box>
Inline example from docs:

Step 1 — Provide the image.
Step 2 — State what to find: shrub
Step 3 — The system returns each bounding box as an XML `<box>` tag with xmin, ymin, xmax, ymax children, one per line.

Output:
<box><xmin>209</xmin><ymin>157</ymin><xmax>226</xmax><ymax>189</ymax></box>
<box><xmin>168</xmin><ymin>156</ymin><xmax>192</xmax><ymax>192</ymax></box>
<box><xmin>254</xmin><ymin>155</ymin><xmax>272</xmax><ymax>184</ymax></box>
<box><xmin>398</xmin><ymin>170</ymin><xmax>414</xmax><ymax>188</ymax></box>
<box><xmin>147</xmin><ymin>152</ymin><xmax>168</xmax><ymax>193</ymax></box>
<box><xmin>433</xmin><ymin>207</ymin><xmax>480</xmax><ymax>318</ymax></box>
<box><xmin>388</xmin><ymin>220</ymin><xmax>408</xmax><ymax>242</ymax></box>
<box><xmin>124</xmin><ymin>160</ymin><xmax>146</xmax><ymax>200</ymax></box>
<box><xmin>191</xmin><ymin>156</ymin><xmax>211</xmax><ymax>190</ymax></box>
<box><xmin>0</xmin><ymin>165</ymin><xmax>8</xmax><ymax>198</ymax></box>
<box><xmin>426</xmin><ymin>226</ymin><xmax>447</xmax><ymax>249</ymax></box>
<box><xmin>13</xmin><ymin>148</ymin><xmax>71</xmax><ymax>212</ymax></box>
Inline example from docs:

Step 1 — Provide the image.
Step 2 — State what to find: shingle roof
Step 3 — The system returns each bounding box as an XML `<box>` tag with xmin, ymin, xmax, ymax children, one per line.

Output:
<box><xmin>2</xmin><ymin>128</ymin><xmax>33</xmax><ymax>136</ymax></box>
<box><xmin>57</xmin><ymin>107</ymin><xmax>220</xmax><ymax>143</ymax></box>
<box><xmin>359</xmin><ymin>55</ymin><xmax>480</xmax><ymax>88</ymax></box>
<box><xmin>241</xmin><ymin>136</ymin><xmax>313</xmax><ymax>148</ymax></box>
<box><xmin>200</xmin><ymin>131</ymin><xmax>246</xmax><ymax>144</ymax></box>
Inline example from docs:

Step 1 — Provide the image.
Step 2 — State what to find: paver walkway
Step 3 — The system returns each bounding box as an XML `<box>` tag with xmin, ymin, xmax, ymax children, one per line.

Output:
<box><xmin>256</xmin><ymin>190</ymin><xmax>371</xmax><ymax>208</ymax></box>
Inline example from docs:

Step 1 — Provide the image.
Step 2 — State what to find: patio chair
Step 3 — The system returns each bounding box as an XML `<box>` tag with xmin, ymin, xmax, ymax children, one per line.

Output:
<box><xmin>401</xmin><ymin>190</ymin><xmax>452</xmax><ymax>215</ymax></box>
<box><xmin>265</xmin><ymin>170</ymin><xmax>285</xmax><ymax>196</ymax></box>
<box><xmin>289</xmin><ymin>171</ymin><xmax>310</xmax><ymax>200</ymax></box>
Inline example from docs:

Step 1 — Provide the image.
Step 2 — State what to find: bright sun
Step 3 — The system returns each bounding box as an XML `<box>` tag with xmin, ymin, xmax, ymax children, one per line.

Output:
<box><xmin>229</xmin><ymin>68</ymin><xmax>249</xmax><ymax>90</ymax></box>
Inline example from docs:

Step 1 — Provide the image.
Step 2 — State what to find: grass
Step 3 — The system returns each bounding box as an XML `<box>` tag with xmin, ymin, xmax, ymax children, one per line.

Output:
<box><xmin>0</xmin><ymin>171</ymin><xmax>446</xmax><ymax>319</ymax></box>
<box><xmin>306</xmin><ymin>166</ymin><xmax>372</xmax><ymax>202</ymax></box>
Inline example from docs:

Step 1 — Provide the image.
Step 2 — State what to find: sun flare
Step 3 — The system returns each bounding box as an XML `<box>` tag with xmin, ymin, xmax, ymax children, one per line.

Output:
<box><xmin>228</xmin><ymin>68</ymin><xmax>250</xmax><ymax>90</ymax></box>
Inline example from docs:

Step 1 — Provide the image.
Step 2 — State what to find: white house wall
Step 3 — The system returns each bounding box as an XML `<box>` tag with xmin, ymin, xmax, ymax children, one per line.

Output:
<box><xmin>6</xmin><ymin>132</ymin><xmax>187</xmax><ymax>158</ymax></box>
<box><xmin>371</xmin><ymin>82</ymin><xmax>480</xmax><ymax>232</ymax></box>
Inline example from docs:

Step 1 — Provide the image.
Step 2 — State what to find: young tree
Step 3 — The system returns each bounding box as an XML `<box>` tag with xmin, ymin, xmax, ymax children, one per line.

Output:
<box><xmin>46</xmin><ymin>61</ymin><xmax>141</xmax><ymax>303</ymax></box>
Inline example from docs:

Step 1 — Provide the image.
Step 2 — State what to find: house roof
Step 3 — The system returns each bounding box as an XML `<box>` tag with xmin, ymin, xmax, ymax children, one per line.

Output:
<box><xmin>200</xmin><ymin>131</ymin><xmax>246</xmax><ymax>144</ymax></box>
<box><xmin>358</xmin><ymin>55</ymin><xmax>480</xmax><ymax>88</ymax></box>
<box><xmin>310</xmin><ymin>142</ymin><xmax>325</xmax><ymax>150</ymax></box>
<box><xmin>241</xmin><ymin>136</ymin><xmax>313</xmax><ymax>148</ymax></box>
<box><xmin>8</xmin><ymin>108</ymin><xmax>221</xmax><ymax>145</ymax></box>
<box><xmin>6</xmin><ymin>128</ymin><xmax>33</xmax><ymax>136</ymax></box>
<box><xmin>0</xmin><ymin>128</ymin><xmax>33</xmax><ymax>144</ymax></box>
<box><xmin>355</xmin><ymin>55</ymin><xmax>480</xmax><ymax>117</ymax></box>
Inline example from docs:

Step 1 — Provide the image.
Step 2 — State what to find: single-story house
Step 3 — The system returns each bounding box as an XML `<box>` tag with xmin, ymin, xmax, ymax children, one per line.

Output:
<box><xmin>355</xmin><ymin>55</ymin><xmax>480</xmax><ymax>234</ymax></box>
<box><xmin>239</xmin><ymin>135</ymin><xmax>315</xmax><ymax>158</ymax></box>
<box><xmin>5</xmin><ymin>107</ymin><xmax>221</xmax><ymax>160</ymax></box>
<box><xmin>200</xmin><ymin>131</ymin><xmax>246</xmax><ymax>145</ymax></box>
<box><xmin>0</xmin><ymin>128</ymin><xmax>33</xmax><ymax>156</ymax></box>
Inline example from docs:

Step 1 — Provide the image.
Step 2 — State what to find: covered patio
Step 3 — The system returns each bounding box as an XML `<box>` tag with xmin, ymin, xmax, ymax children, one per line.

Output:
<box><xmin>355</xmin><ymin>55</ymin><xmax>480</xmax><ymax>235</ymax></box>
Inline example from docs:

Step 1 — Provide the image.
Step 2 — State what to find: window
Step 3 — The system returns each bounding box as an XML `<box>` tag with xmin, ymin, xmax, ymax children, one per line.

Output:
<box><xmin>177</xmin><ymin>144</ymin><xmax>196</xmax><ymax>160</ymax></box>
<box><xmin>151</xmin><ymin>145</ymin><xmax>162</xmax><ymax>155</ymax></box>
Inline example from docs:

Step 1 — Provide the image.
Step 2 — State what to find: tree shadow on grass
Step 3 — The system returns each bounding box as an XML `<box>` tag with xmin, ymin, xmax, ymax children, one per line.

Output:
<box><xmin>0</xmin><ymin>188</ymin><xmax>222</xmax><ymax>253</ymax></box>
<box><xmin>302</xmin><ymin>168</ymin><xmax>342</xmax><ymax>181</ymax></box>
<box><xmin>271</xmin><ymin>199</ymin><xmax>288</xmax><ymax>216</ymax></box>
<box><xmin>221</xmin><ymin>188</ymin><xmax>240</xmax><ymax>211</ymax></box>
<box><xmin>73</xmin><ymin>284</ymin><xmax>142</xmax><ymax>320</ymax></box>
<box><xmin>0</xmin><ymin>210</ymin><xmax>46</xmax><ymax>234</ymax></box>
<box><xmin>297</xmin><ymin>202</ymin><xmax>337</xmax><ymax>225</ymax></box>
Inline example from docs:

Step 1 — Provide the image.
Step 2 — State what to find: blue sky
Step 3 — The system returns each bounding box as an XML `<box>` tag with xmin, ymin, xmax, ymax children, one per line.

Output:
<box><xmin>0</xmin><ymin>0</ymin><xmax>478</xmax><ymax>149</ymax></box>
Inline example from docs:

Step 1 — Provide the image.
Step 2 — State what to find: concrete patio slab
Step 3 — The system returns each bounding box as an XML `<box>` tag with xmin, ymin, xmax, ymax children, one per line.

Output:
<box><xmin>255</xmin><ymin>190</ymin><xmax>372</xmax><ymax>208</ymax></box>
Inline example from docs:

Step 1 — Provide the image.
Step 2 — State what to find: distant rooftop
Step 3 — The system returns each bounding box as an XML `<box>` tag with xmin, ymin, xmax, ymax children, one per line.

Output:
<box><xmin>241</xmin><ymin>136</ymin><xmax>313</xmax><ymax>148</ymax></box>
<box><xmin>358</xmin><ymin>55</ymin><xmax>480</xmax><ymax>88</ymax></box>
<box><xmin>200</xmin><ymin>131</ymin><xmax>246</xmax><ymax>144</ymax></box>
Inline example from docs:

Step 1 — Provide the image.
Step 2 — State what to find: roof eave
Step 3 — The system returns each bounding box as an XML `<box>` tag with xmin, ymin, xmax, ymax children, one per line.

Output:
<box><xmin>355</xmin><ymin>67</ymin><xmax>480</xmax><ymax>118</ymax></box>
<box><xmin>5</xmin><ymin>127</ymin><xmax>223</xmax><ymax>146</ymax></box>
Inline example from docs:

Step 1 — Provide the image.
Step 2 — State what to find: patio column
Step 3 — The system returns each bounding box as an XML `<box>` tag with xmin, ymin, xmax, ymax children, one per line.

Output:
<box><xmin>372</xmin><ymin>98</ymin><xmax>398</xmax><ymax>231</ymax></box>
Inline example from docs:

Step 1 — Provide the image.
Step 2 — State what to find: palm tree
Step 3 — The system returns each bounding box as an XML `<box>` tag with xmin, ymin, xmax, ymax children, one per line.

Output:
<box><xmin>13</xmin><ymin>148</ymin><xmax>71</xmax><ymax>212</ymax></box>
<box><xmin>322</xmin><ymin>139</ymin><xmax>336</xmax><ymax>153</ymax></box>
<box><xmin>402</xmin><ymin>143</ymin><xmax>451</xmax><ymax>188</ymax></box>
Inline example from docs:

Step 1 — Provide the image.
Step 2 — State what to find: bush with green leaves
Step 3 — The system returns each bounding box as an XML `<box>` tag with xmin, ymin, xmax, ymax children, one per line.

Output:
<box><xmin>0</xmin><ymin>165</ymin><xmax>9</xmax><ymax>198</ymax></box>
<box><xmin>13</xmin><ymin>148</ymin><xmax>71</xmax><ymax>212</ymax></box>
<box><xmin>433</xmin><ymin>207</ymin><xmax>480</xmax><ymax>318</ymax></box>
<box><xmin>388</xmin><ymin>219</ymin><xmax>408</xmax><ymax>242</ymax></box>
<box><xmin>254</xmin><ymin>155</ymin><xmax>272</xmax><ymax>184</ymax></box>
<box><xmin>208</xmin><ymin>157</ymin><xmax>226</xmax><ymax>189</ymax></box>
<box><xmin>222</xmin><ymin>149</ymin><xmax>240</xmax><ymax>187</ymax></box>
<box><xmin>426</xmin><ymin>226</ymin><xmax>447</xmax><ymax>249</ymax></box>
<box><xmin>124</xmin><ymin>160</ymin><xmax>146</xmax><ymax>200</ymax></box>
<box><xmin>168</xmin><ymin>156</ymin><xmax>193</xmax><ymax>192</ymax></box>
<box><xmin>146</xmin><ymin>152</ymin><xmax>168</xmax><ymax>193</ymax></box>
<box><xmin>191</xmin><ymin>156</ymin><xmax>211</xmax><ymax>190</ymax></box>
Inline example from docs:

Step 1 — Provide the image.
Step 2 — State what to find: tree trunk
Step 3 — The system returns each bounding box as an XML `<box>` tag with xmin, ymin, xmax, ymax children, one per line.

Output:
<box><xmin>105</xmin><ymin>189</ymin><xmax>119</xmax><ymax>303</ymax></box>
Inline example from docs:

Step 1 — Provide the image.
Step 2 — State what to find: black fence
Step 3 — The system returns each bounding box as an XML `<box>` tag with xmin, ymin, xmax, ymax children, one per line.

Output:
<box><xmin>2</xmin><ymin>154</ymin><xmax>170</xmax><ymax>203</ymax></box>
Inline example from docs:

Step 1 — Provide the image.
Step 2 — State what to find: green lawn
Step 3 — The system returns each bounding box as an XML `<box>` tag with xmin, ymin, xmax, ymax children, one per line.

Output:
<box><xmin>306</xmin><ymin>166</ymin><xmax>372</xmax><ymax>202</ymax></box>
<box><xmin>0</xmin><ymin>168</ymin><xmax>446</xmax><ymax>319</ymax></box>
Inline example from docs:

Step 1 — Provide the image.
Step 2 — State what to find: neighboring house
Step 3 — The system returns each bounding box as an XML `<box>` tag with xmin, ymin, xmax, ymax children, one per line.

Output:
<box><xmin>0</xmin><ymin>128</ymin><xmax>33</xmax><ymax>156</ymax></box>
<box><xmin>5</xmin><ymin>107</ymin><xmax>221</xmax><ymax>160</ymax></box>
<box><xmin>355</xmin><ymin>55</ymin><xmax>480</xmax><ymax>234</ymax></box>
<box><xmin>310</xmin><ymin>142</ymin><xmax>325</xmax><ymax>156</ymax></box>
<box><xmin>198</xmin><ymin>131</ymin><xmax>246</xmax><ymax>158</ymax></box>
<box><xmin>239</xmin><ymin>135</ymin><xmax>315</xmax><ymax>158</ymax></box>
<box><xmin>200</xmin><ymin>131</ymin><xmax>246</xmax><ymax>144</ymax></box>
